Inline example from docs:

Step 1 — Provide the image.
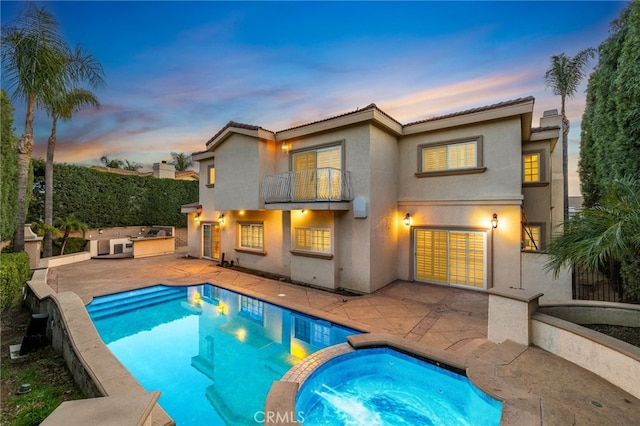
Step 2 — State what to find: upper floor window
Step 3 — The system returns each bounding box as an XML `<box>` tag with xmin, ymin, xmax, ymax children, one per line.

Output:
<box><xmin>238</xmin><ymin>223</ymin><xmax>264</xmax><ymax>251</ymax></box>
<box><xmin>417</xmin><ymin>137</ymin><xmax>485</xmax><ymax>177</ymax></box>
<box><xmin>292</xmin><ymin>144</ymin><xmax>343</xmax><ymax>200</ymax></box>
<box><xmin>523</xmin><ymin>153</ymin><xmax>540</xmax><ymax>183</ymax></box>
<box><xmin>207</xmin><ymin>164</ymin><xmax>216</xmax><ymax>187</ymax></box>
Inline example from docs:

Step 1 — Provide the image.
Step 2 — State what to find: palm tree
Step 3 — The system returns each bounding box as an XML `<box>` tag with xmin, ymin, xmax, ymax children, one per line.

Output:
<box><xmin>54</xmin><ymin>214</ymin><xmax>88</xmax><ymax>256</ymax></box>
<box><xmin>43</xmin><ymin>88</ymin><xmax>100</xmax><ymax>258</ymax></box>
<box><xmin>123</xmin><ymin>159</ymin><xmax>142</xmax><ymax>171</ymax></box>
<box><xmin>545</xmin><ymin>176</ymin><xmax>640</xmax><ymax>302</ymax></box>
<box><xmin>544</xmin><ymin>48</ymin><xmax>596</xmax><ymax>222</ymax></box>
<box><xmin>1</xmin><ymin>3</ymin><xmax>104</xmax><ymax>252</ymax></box>
<box><xmin>171</xmin><ymin>152</ymin><xmax>193</xmax><ymax>172</ymax></box>
<box><xmin>100</xmin><ymin>155</ymin><xmax>123</xmax><ymax>169</ymax></box>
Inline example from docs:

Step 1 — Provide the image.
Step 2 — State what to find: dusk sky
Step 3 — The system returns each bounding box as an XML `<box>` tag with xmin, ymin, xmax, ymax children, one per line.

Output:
<box><xmin>1</xmin><ymin>1</ymin><xmax>630</xmax><ymax>195</ymax></box>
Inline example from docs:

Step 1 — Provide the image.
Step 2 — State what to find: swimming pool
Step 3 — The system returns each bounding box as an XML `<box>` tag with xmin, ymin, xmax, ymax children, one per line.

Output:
<box><xmin>87</xmin><ymin>284</ymin><xmax>358</xmax><ymax>425</ymax></box>
<box><xmin>296</xmin><ymin>347</ymin><xmax>503</xmax><ymax>425</ymax></box>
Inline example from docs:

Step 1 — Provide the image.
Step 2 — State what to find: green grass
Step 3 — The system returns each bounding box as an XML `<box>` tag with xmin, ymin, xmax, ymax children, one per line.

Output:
<box><xmin>1</xmin><ymin>307</ymin><xmax>82</xmax><ymax>426</ymax></box>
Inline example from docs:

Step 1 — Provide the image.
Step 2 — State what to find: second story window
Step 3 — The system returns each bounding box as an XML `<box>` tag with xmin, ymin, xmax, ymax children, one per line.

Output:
<box><xmin>292</xmin><ymin>145</ymin><xmax>343</xmax><ymax>200</ymax></box>
<box><xmin>417</xmin><ymin>137</ymin><xmax>485</xmax><ymax>177</ymax></box>
<box><xmin>207</xmin><ymin>163</ymin><xmax>216</xmax><ymax>187</ymax></box>
<box><xmin>523</xmin><ymin>153</ymin><xmax>540</xmax><ymax>183</ymax></box>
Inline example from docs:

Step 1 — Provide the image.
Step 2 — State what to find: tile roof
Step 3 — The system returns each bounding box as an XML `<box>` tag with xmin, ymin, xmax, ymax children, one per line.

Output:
<box><xmin>175</xmin><ymin>170</ymin><xmax>199</xmax><ymax>180</ymax></box>
<box><xmin>206</xmin><ymin>121</ymin><xmax>271</xmax><ymax>146</ymax></box>
<box><xmin>204</xmin><ymin>96</ymin><xmax>536</xmax><ymax>148</ymax></box>
<box><xmin>91</xmin><ymin>166</ymin><xmax>153</xmax><ymax>177</ymax></box>
<box><xmin>403</xmin><ymin>96</ymin><xmax>535</xmax><ymax>127</ymax></box>
<box><xmin>276</xmin><ymin>103</ymin><xmax>402</xmax><ymax>134</ymax></box>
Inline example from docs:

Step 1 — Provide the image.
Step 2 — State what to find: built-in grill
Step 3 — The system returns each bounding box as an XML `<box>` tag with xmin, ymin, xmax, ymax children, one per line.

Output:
<box><xmin>142</xmin><ymin>226</ymin><xmax>173</xmax><ymax>238</ymax></box>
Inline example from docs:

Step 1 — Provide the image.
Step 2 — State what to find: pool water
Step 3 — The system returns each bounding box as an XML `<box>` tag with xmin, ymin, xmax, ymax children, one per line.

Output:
<box><xmin>296</xmin><ymin>347</ymin><xmax>503</xmax><ymax>426</ymax></box>
<box><xmin>87</xmin><ymin>284</ymin><xmax>357</xmax><ymax>425</ymax></box>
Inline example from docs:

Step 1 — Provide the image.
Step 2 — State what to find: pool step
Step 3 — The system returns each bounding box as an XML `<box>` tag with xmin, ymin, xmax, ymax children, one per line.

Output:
<box><xmin>87</xmin><ymin>286</ymin><xmax>187</xmax><ymax>320</ymax></box>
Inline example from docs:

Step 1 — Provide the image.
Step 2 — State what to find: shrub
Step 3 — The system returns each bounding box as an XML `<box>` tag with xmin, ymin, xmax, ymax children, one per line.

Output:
<box><xmin>0</xmin><ymin>252</ymin><xmax>31</xmax><ymax>311</ymax></box>
<box><xmin>621</xmin><ymin>253</ymin><xmax>640</xmax><ymax>303</ymax></box>
<box><xmin>52</xmin><ymin>237</ymin><xmax>87</xmax><ymax>256</ymax></box>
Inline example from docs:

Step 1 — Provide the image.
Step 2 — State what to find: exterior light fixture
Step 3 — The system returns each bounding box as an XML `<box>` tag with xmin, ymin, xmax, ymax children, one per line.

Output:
<box><xmin>301</xmin><ymin>209</ymin><xmax>306</xmax><ymax>214</ymax></box>
<box><xmin>403</xmin><ymin>213</ymin><xmax>411</xmax><ymax>226</ymax></box>
<box><xmin>218</xmin><ymin>213</ymin><xmax>225</xmax><ymax>224</ymax></box>
<box><xmin>282</xmin><ymin>141</ymin><xmax>288</xmax><ymax>153</ymax></box>
<box><xmin>491</xmin><ymin>213</ymin><xmax>498</xmax><ymax>229</ymax></box>
<box><xmin>194</xmin><ymin>214</ymin><xmax>200</xmax><ymax>224</ymax></box>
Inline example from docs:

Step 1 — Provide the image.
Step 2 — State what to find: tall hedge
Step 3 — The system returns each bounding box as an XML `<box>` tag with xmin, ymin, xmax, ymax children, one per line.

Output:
<box><xmin>579</xmin><ymin>2</ymin><xmax>640</xmax><ymax>207</ymax></box>
<box><xmin>0</xmin><ymin>252</ymin><xmax>30</xmax><ymax>311</ymax></box>
<box><xmin>28</xmin><ymin>161</ymin><xmax>198</xmax><ymax>228</ymax></box>
<box><xmin>1</xmin><ymin>90</ymin><xmax>18</xmax><ymax>241</ymax></box>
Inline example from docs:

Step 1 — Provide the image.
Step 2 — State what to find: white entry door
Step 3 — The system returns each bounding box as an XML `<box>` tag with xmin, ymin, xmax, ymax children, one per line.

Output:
<box><xmin>203</xmin><ymin>223</ymin><xmax>221</xmax><ymax>260</ymax></box>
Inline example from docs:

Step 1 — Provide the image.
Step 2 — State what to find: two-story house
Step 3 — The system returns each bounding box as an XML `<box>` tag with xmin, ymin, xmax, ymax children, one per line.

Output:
<box><xmin>183</xmin><ymin>97</ymin><xmax>571</xmax><ymax>299</ymax></box>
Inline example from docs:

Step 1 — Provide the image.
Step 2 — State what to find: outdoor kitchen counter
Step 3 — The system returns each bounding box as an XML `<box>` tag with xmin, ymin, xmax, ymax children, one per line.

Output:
<box><xmin>129</xmin><ymin>235</ymin><xmax>175</xmax><ymax>258</ymax></box>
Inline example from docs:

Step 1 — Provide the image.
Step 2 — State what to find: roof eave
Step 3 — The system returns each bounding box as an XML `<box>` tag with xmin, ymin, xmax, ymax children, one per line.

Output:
<box><xmin>276</xmin><ymin>107</ymin><xmax>403</xmax><ymax>141</ymax></box>
<box><xmin>403</xmin><ymin>98</ymin><xmax>535</xmax><ymax>136</ymax></box>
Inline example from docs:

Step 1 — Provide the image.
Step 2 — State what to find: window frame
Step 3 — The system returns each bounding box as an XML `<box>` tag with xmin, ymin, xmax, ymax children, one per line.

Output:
<box><xmin>522</xmin><ymin>223</ymin><xmax>545</xmax><ymax>251</ymax></box>
<box><xmin>291</xmin><ymin>226</ymin><xmax>333</xmax><ymax>259</ymax></box>
<box><xmin>522</xmin><ymin>149</ymin><xmax>547</xmax><ymax>186</ymax></box>
<box><xmin>236</xmin><ymin>222</ymin><xmax>266</xmax><ymax>255</ymax></box>
<box><xmin>416</xmin><ymin>136</ymin><xmax>486</xmax><ymax>178</ymax></box>
<box><xmin>206</xmin><ymin>163</ymin><xmax>216</xmax><ymax>188</ymax></box>
<box><xmin>413</xmin><ymin>227</ymin><xmax>489</xmax><ymax>290</ymax></box>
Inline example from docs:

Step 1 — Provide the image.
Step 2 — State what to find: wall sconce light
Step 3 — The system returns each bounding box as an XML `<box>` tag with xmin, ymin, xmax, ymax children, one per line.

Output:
<box><xmin>491</xmin><ymin>213</ymin><xmax>499</xmax><ymax>229</ymax></box>
<box><xmin>403</xmin><ymin>213</ymin><xmax>411</xmax><ymax>226</ymax></box>
<box><xmin>301</xmin><ymin>209</ymin><xmax>306</xmax><ymax>214</ymax></box>
<box><xmin>218</xmin><ymin>213</ymin><xmax>225</xmax><ymax>224</ymax></box>
<box><xmin>98</xmin><ymin>228</ymin><xmax>103</xmax><ymax>234</ymax></box>
<box><xmin>194</xmin><ymin>214</ymin><xmax>200</xmax><ymax>224</ymax></box>
<box><xmin>281</xmin><ymin>141</ymin><xmax>289</xmax><ymax>153</ymax></box>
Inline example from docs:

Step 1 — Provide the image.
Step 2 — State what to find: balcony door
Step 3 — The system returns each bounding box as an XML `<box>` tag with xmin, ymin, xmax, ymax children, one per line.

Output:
<box><xmin>292</xmin><ymin>145</ymin><xmax>342</xmax><ymax>200</ymax></box>
<box><xmin>203</xmin><ymin>223</ymin><xmax>221</xmax><ymax>260</ymax></box>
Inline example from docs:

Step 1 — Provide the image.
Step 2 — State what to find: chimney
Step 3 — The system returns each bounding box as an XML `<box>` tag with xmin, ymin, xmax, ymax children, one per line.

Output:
<box><xmin>153</xmin><ymin>161</ymin><xmax>176</xmax><ymax>179</ymax></box>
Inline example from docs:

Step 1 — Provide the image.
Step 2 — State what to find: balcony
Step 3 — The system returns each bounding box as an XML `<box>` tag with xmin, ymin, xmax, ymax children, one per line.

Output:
<box><xmin>261</xmin><ymin>168</ymin><xmax>353</xmax><ymax>210</ymax></box>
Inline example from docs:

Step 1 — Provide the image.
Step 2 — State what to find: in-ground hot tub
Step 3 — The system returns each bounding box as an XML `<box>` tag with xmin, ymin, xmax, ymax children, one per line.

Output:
<box><xmin>295</xmin><ymin>346</ymin><xmax>503</xmax><ymax>425</ymax></box>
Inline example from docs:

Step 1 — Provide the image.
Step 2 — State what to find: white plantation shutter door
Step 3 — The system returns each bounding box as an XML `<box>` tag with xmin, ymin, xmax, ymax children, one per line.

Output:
<box><xmin>415</xmin><ymin>229</ymin><xmax>486</xmax><ymax>289</ymax></box>
<box><xmin>316</xmin><ymin>146</ymin><xmax>342</xmax><ymax>199</ymax></box>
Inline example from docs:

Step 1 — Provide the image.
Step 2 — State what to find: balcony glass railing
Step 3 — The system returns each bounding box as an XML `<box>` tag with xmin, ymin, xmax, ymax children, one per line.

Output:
<box><xmin>261</xmin><ymin>168</ymin><xmax>353</xmax><ymax>203</ymax></box>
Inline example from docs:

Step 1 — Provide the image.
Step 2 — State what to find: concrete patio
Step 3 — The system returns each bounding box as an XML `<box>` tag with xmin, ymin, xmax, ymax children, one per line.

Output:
<box><xmin>47</xmin><ymin>249</ymin><xmax>640</xmax><ymax>425</ymax></box>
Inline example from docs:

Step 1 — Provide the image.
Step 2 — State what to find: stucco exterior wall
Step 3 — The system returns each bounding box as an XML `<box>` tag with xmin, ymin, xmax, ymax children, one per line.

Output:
<box><xmin>214</xmin><ymin>134</ymin><xmax>270</xmax><ymax>211</ymax></box>
<box><xmin>220</xmin><ymin>210</ymin><xmax>288</xmax><ymax>277</ymax></box>
<box><xmin>366</xmin><ymin>125</ymin><xmax>400</xmax><ymax>292</ymax></box>
<box><xmin>520</xmin><ymin>252</ymin><xmax>572</xmax><ymax>300</ymax></box>
<box><xmin>396</xmin><ymin>117</ymin><xmax>525</xmax><ymax>290</ymax></box>
<box><xmin>540</xmin><ymin>111</ymin><xmax>564</xmax><ymax>231</ymax></box>
<box><xmin>398</xmin><ymin>118</ymin><xmax>523</xmax><ymax>201</ymax></box>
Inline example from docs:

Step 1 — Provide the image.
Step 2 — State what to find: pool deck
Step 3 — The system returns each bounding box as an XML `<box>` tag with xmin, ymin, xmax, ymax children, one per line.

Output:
<box><xmin>48</xmin><ymin>249</ymin><xmax>640</xmax><ymax>425</ymax></box>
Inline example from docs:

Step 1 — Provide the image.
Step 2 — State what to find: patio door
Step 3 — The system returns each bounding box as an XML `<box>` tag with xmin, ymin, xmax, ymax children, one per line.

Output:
<box><xmin>414</xmin><ymin>228</ymin><xmax>486</xmax><ymax>289</ymax></box>
<box><xmin>203</xmin><ymin>223</ymin><xmax>221</xmax><ymax>260</ymax></box>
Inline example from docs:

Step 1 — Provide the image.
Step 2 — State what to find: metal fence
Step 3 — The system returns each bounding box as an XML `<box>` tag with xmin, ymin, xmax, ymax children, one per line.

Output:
<box><xmin>572</xmin><ymin>259</ymin><xmax>623</xmax><ymax>302</ymax></box>
<box><xmin>261</xmin><ymin>168</ymin><xmax>353</xmax><ymax>203</ymax></box>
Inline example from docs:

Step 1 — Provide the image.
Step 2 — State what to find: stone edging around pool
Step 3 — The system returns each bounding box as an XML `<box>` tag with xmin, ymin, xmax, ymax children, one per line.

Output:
<box><xmin>23</xmin><ymin>269</ymin><xmax>174</xmax><ymax>426</ymax></box>
<box><xmin>264</xmin><ymin>332</ymin><xmax>541</xmax><ymax>426</ymax></box>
